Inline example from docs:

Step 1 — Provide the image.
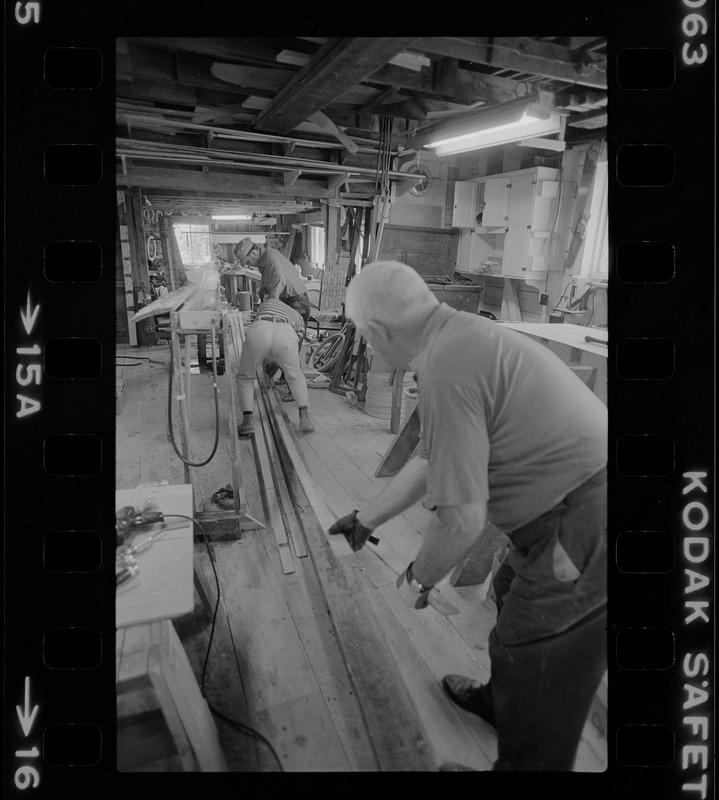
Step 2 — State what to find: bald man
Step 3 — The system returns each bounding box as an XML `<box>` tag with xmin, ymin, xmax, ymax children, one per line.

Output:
<box><xmin>329</xmin><ymin>261</ymin><xmax>607</xmax><ymax>771</ymax></box>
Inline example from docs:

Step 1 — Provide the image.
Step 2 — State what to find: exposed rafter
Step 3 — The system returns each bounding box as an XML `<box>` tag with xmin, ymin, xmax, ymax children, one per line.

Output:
<box><xmin>254</xmin><ymin>37</ymin><xmax>418</xmax><ymax>133</ymax></box>
<box><xmin>415</xmin><ymin>37</ymin><xmax>607</xmax><ymax>89</ymax></box>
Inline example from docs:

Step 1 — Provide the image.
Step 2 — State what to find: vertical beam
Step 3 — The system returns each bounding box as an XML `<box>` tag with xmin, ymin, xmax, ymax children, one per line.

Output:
<box><xmin>125</xmin><ymin>188</ymin><xmax>150</xmax><ymax>295</ymax></box>
<box><xmin>170</xmin><ymin>324</ymin><xmax>192</xmax><ymax>487</ymax></box>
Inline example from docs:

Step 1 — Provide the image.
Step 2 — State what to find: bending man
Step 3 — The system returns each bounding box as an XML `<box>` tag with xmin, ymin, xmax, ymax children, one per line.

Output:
<box><xmin>234</xmin><ymin>238</ymin><xmax>311</xmax><ymax>328</ymax></box>
<box><xmin>235</xmin><ymin>298</ymin><xmax>315</xmax><ymax>435</ymax></box>
<box><xmin>329</xmin><ymin>261</ymin><xmax>607</xmax><ymax>771</ymax></box>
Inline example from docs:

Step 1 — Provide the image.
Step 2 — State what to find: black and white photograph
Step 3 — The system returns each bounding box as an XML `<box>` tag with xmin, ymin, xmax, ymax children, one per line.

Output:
<box><xmin>114</xmin><ymin>36</ymin><xmax>610</xmax><ymax>773</ymax></box>
<box><xmin>4</xmin><ymin>2</ymin><xmax>715</xmax><ymax>792</ymax></box>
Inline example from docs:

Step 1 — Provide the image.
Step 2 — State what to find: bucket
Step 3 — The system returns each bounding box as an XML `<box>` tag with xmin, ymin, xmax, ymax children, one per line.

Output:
<box><xmin>363</xmin><ymin>372</ymin><xmax>414</xmax><ymax>420</ymax></box>
<box><xmin>236</xmin><ymin>291</ymin><xmax>252</xmax><ymax>311</ymax></box>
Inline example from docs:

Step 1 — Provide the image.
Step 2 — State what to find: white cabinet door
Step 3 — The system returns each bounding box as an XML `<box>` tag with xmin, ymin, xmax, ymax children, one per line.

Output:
<box><xmin>481</xmin><ymin>178</ymin><xmax>511</xmax><ymax>226</ymax></box>
<box><xmin>502</xmin><ymin>227</ymin><xmax>549</xmax><ymax>277</ymax></box>
<box><xmin>506</xmin><ymin>174</ymin><xmax>536</xmax><ymax>227</ymax></box>
<box><xmin>452</xmin><ymin>181</ymin><xmax>478</xmax><ymax>228</ymax></box>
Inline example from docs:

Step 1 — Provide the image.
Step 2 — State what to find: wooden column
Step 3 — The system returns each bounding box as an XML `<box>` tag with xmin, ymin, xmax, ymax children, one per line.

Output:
<box><xmin>125</xmin><ymin>188</ymin><xmax>150</xmax><ymax>298</ymax></box>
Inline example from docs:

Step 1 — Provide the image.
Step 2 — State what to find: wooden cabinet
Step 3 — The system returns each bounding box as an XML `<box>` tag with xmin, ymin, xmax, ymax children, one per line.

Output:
<box><xmin>453</xmin><ymin>167</ymin><xmax>560</xmax><ymax>278</ymax></box>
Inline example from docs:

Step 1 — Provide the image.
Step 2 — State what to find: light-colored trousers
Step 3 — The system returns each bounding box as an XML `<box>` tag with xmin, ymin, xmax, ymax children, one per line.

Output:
<box><xmin>236</xmin><ymin>320</ymin><xmax>309</xmax><ymax>410</ymax></box>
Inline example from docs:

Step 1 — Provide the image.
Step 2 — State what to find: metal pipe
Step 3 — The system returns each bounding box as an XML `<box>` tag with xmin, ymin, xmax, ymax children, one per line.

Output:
<box><xmin>116</xmin><ymin>137</ymin><xmax>416</xmax><ymax>181</ymax></box>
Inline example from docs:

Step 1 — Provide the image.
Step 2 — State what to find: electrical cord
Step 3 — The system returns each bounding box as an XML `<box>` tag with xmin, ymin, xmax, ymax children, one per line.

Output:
<box><xmin>163</xmin><ymin>514</ymin><xmax>284</xmax><ymax>772</ymax></box>
<box><xmin>166</xmin><ymin>326</ymin><xmax>220</xmax><ymax>467</ymax></box>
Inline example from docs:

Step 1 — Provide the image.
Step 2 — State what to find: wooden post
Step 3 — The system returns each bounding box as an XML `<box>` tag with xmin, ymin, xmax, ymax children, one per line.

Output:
<box><xmin>324</xmin><ymin>201</ymin><xmax>341</xmax><ymax>272</ymax></box>
<box><xmin>119</xmin><ymin>221</ymin><xmax>138</xmax><ymax>346</ymax></box>
<box><xmin>170</xmin><ymin>323</ymin><xmax>192</xmax><ymax>487</ymax></box>
<box><xmin>223</xmin><ymin>319</ymin><xmax>247</xmax><ymax>530</ymax></box>
<box><xmin>500</xmin><ymin>278</ymin><xmax>522</xmax><ymax>321</ymax></box>
<box><xmin>125</xmin><ymin>188</ymin><xmax>150</xmax><ymax>300</ymax></box>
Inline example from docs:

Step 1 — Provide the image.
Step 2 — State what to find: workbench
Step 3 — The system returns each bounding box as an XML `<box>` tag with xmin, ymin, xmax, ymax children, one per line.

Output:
<box><xmin>498</xmin><ymin>322</ymin><xmax>607</xmax><ymax>405</ymax></box>
<box><xmin>497</xmin><ymin>322</ymin><xmax>608</xmax><ymax>358</ymax></box>
<box><xmin>116</xmin><ymin>484</ymin><xmax>195</xmax><ymax>628</ymax></box>
<box><xmin>116</xmin><ymin>483</ymin><xmax>227</xmax><ymax>772</ymax></box>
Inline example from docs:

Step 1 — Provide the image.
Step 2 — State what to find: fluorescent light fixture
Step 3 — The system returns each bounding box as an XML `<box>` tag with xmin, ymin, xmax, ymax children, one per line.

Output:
<box><xmin>211</xmin><ymin>214</ymin><xmax>252</xmax><ymax>220</ymax></box>
<box><xmin>429</xmin><ymin>110</ymin><xmax>563</xmax><ymax>156</ymax></box>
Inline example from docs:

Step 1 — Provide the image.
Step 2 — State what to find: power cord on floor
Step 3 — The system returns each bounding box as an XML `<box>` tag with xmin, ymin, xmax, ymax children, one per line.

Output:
<box><xmin>163</xmin><ymin>514</ymin><xmax>284</xmax><ymax>772</ymax></box>
<box><xmin>166</xmin><ymin>328</ymin><xmax>220</xmax><ymax>467</ymax></box>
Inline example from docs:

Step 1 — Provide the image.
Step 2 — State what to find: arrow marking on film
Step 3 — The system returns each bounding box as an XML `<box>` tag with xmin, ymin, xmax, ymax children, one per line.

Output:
<box><xmin>16</xmin><ymin>676</ymin><xmax>39</xmax><ymax>737</ymax></box>
<box><xmin>21</xmin><ymin>290</ymin><xmax>41</xmax><ymax>336</ymax></box>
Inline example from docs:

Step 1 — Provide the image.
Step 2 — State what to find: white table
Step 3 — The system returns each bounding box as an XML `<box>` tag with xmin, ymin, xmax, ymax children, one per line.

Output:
<box><xmin>498</xmin><ymin>322</ymin><xmax>608</xmax><ymax>358</ymax></box>
<box><xmin>116</xmin><ymin>483</ymin><xmax>195</xmax><ymax>628</ymax></box>
<box><xmin>499</xmin><ymin>322</ymin><xmax>607</xmax><ymax>404</ymax></box>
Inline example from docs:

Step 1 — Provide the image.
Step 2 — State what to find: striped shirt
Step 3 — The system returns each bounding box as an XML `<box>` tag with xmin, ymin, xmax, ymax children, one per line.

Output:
<box><xmin>254</xmin><ymin>299</ymin><xmax>304</xmax><ymax>332</ymax></box>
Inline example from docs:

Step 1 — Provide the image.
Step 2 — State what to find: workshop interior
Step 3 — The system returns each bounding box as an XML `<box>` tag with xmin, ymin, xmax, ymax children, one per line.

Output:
<box><xmin>115</xmin><ymin>36</ymin><xmax>608</xmax><ymax>772</ymax></box>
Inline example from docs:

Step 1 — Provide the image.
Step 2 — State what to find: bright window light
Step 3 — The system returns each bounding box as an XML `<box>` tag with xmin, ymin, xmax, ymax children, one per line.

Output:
<box><xmin>211</xmin><ymin>214</ymin><xmax>252</xmax><ymax>220</ymax></box>
<box><xmin>429</xmin><ymin>111</ymin><xmax>563</xmax><ymax>156</ymax></box>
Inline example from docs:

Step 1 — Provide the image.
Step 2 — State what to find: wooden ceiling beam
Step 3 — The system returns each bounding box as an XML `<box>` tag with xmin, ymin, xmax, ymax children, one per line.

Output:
<box><xmin>119</xmin><ymin>79</ymin><xmax>245</xmax><ymax>110</ymax></box>
<box><xmin>125</xmin><ymin>37</ymin><xmax>300</xmax><ymax>67</ymax></box>
<box><xmin>117</xmin><ymin>166</ymin><xmax>333</xmax><ymax>198</ymax></box>
<box><xmin>254</xmin><ymin>37</ymin><xmax>418</xmax><ymax>133</ymax></box>
<box><xmin>415</xmin><ymin>37</ymin><xmax>607</xmax><ymax>89</ymax></box>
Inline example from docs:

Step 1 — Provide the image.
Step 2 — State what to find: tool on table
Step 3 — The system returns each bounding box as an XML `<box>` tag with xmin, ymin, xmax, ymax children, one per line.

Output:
<box><xmin>584</xmin><ymin>335</ymin><xmax>608</xmax><ymax>347</ymax></box>
<box><xmin>116</xmin><ymin>503</ymin><xmax>186</xmax><ymax>546</ymax></box>
<box><xmin>115</xmin><ymin>503</ymin><xmax>187</xmax><ymax>590</ymax></box>
<box><xmin>116</xmin><ymin>562</ymin><xmax>139</xmax><ymax>587</ymax></box>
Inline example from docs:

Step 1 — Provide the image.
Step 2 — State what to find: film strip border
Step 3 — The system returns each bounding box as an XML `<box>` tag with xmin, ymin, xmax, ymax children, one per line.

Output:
<box><xmin>3</xmin><ymin>3</ymin><xmax>715</xmax><ymax>797</ymax></box>
<box><xmin>609</xmin><ymin>10</ymin><xmax>715</xmax><ymax>798</ymax></box>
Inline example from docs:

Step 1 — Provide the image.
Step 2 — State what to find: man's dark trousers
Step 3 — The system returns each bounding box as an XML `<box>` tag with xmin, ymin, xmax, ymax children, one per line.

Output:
<box><xmin>487</xmin><ymin>468</ymin><xmax>607</xmax><ymax>770</ymax></box>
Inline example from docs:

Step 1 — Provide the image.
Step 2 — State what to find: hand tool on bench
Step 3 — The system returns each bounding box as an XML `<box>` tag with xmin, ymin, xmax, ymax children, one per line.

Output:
<box><xmin>584</xmin><ymin>335</ymin><xmax>608</xmax><ymax>346</ymax></box>
<box><xmin>116</xmin><ymin>505</ymin><xmax>187</xmax><ymax>546</ymax></box>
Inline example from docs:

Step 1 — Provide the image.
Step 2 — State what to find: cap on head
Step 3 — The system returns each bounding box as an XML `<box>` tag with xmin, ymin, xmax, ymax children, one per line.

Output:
<box><xmin>234</xmin><ymin>237</ymin><xmax>255</xmax><ymax>265</ymax></box>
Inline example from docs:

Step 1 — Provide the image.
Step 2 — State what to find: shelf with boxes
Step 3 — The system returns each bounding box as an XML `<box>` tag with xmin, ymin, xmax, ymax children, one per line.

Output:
<box><xmin>452</xmin><ymin>166</ymin><xmax>560</xmax><ymax>279</ymax></box>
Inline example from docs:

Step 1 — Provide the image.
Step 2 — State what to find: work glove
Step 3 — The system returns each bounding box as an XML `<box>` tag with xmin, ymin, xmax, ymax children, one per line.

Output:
<box><xmin>328</xmin><ymin>510</ymin><xmax>379</xmax><ymax>552</ymax></box>
<box><xmin>396</xmin><ymin>562</ymin><xmax>432</xmax><ymax>610</ymax></box>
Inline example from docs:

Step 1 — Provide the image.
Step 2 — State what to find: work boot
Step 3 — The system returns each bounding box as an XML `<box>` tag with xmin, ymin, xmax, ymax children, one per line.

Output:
<box><xmin>298</xmin><ymin>408</ymin><xmax>315</xmax><ymax>433</ymax></box>
<box><xmin>237</xmin><ymin>414</ymin><xmax>255</xmax><ymax>436</ymax></box>
<box><xmin>441</xmin><ymin>675</ymin><xmax>496</xmax><ymax>728</ymax></box>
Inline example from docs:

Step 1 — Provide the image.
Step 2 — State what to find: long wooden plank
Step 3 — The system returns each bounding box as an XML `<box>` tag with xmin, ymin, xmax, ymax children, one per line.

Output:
<box><xmin>209</xmin><ymin>537</ymin><xmax>355</xmax><ymax>770</ymax></box>
<box><xmin>252</xmin><ymin>389</ymin><xmax>295</xmax><ymax>574</ymax></box>
<box><xmin>256</xmin><ymin>539</ymin><xmax>378</xmax><ymax>770</ymax></box>
<box><xmin>260</xmin><ymin>382</ymin><xmax>435</xmax><ymax>770</ymax></box>
<box><xmin>255</xmin><ymin>384</ymin><xmax>308</xmax><ymax>559</ymax></box>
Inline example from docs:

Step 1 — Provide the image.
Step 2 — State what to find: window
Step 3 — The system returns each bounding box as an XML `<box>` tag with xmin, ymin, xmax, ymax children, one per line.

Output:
<box><xmin>173</xmin><ymin>223</ymin><xmax>212</xmax><ymax>266</ymax></box>
<box><xmin>309</xmin><ymin>226</ymin><xmax>325</xmax><ymax>269</ymax></box>
<box><xmin>578</xmin><ymin>159</ymin><xmax>608</xmax><ymax>278</ymax></box>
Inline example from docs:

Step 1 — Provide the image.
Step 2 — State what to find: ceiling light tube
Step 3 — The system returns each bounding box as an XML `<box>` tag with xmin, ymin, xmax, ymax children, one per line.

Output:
<box><xmin>211</xmin><ymin>214</ymin><xmax>253</xmax><ymax>220</ymax></box>
<box><xmin>429</xmin><ymin>111</ymin><xmax>563</xmax><ymax>156</ymax></box>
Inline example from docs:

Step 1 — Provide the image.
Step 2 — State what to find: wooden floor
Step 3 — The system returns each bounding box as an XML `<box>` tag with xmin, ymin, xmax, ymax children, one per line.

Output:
<box><xmin>116</xmin><ymin>341</ymin><xmax>607</xmax><ymax>772</ymax></box>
